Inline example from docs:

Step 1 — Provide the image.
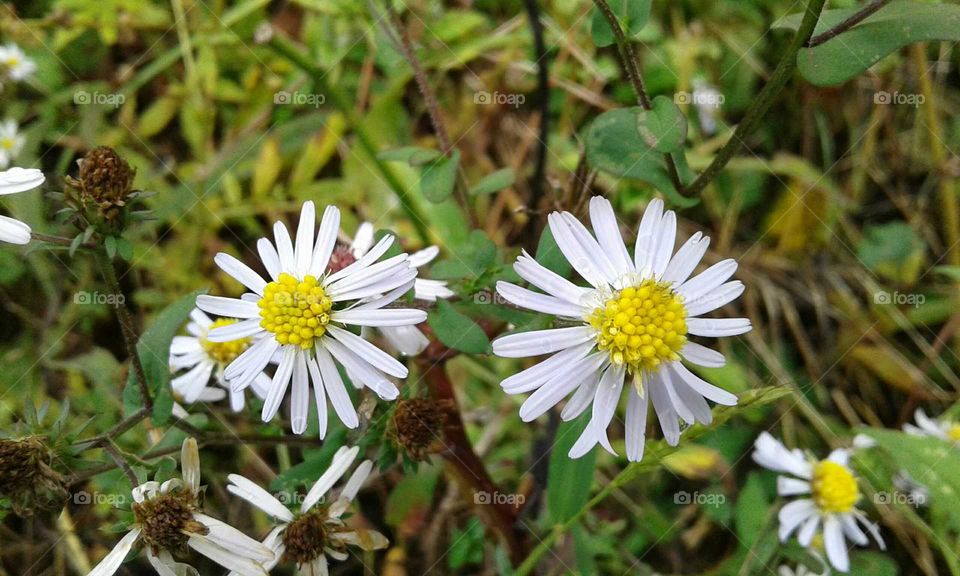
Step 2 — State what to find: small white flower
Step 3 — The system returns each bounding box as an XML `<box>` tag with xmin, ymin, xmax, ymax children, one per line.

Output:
<box><xmin>903</xmin><ymin>408</ymin><xmax>960</xmax><ymax>443</ymax></box>
<box><xmin>0</xmin><ymin>44</ymin><xmax>36</xmax><ymax>82</ymax></box>
<box><xmin>752</xmin><ymin>432</ymin><xmax>885</xmax><ymax>573</ymax></box>
<box><xmin>170</xmin><ymin>308</ymin><xmax>271</xmax><ymax>413</ymax></box>
<box><xmin>0</xmin><ymin>121</ymin><xmax>26</xmax><ymax>170</ymax></box>
<box><xmin>227</xmin><ymin>445</ymin><xmax>388</xmax><ymax>575</ymax></box>
<box><xmin>196</xmin><ymin>201</ymin><xmax>427</xmax><ymax>438</ymax></box>
<box><xmin>778</xmin><ymin>561</ymin><xmax>829</xmax><ymax>576</ymax></box>
<box><xmin>492</xmin><ymin>196</ymin><xmax>749</xmax><ymax>461</ymax></box>
<box><xmin>347</xmin><ymin>221</ymin><xmax>453</xmax><ymax>355</ymax></box>
<box><xmin>0</xmin><ymin>166</ymin><xmax>44</xmax><ymax>244</ymax></box>
<box><xmin>87</xmin><ymin>438</ymin><xmax>274</xmax><ymax>576</ymax></box>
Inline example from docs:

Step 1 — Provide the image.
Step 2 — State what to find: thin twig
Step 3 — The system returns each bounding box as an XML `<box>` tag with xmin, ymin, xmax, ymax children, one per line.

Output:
<box><xmin>591</xmin><ymin>0</ymin><xmax>686</xmax><ymax>195</ymax></box>
<box><xmin>103</xmin><ymin>441</ymin><xmax>138</xmax><ymax>486</ymax></box>
<box><xmin>807</xmin><ymin>0</ymin><xmax>890</xmax><ymax>47</ymax></box>
<box><xmin>683</xmin><ymin>0</ymin><xmax>828</xmax><ymax>198</ymax></box>
<box><xmin>73</xmin><ymin>407</ymin><xmax>150</xmax><ymax>451</ymax></box>
<box><xmin>523</xmin><ymin>0</ymin><xmax>550</xmax><ymax>215</ymax></box>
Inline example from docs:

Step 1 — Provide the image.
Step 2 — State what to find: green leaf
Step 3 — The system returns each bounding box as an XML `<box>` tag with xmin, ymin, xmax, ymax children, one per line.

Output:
<box><xmin>470</xmin><ymin>168</ymin><xmax>516</xmax><ymax>196</ymax></box>
<box><xmin>636</xmin><ymin>95</ymin><xmax>687</xmax><ymax>154</ymax></box>
<box><xmin>774</xmin><ymin>1</ymin><xmax>960</xmax><ymax>86</ymax></box>
<box><xmin>428</xmin><ymin>300</ymin><xmax>491</xmax><ymax>354</ymax></box>
<box><xmin>271</xmin><ymin>429</ymin><xmax>349</xmax><ymax>492</ymax></box>
<box><xmin>104</xmin><ymin>236</ymin><xmax>117</xmax><ymax>259</ymax></box>
<box><xmin>935</xmin><ymin>266</ymin><xmax>960</xmax><ymax>282</ymax></box>
<box><xmin>734</xmin><ymin>472</ymin><xmax>769</xmax><ymax>549</ymax></box>
<box><xmin>420</xmin><ymin>150</ymin><xmax>461</xmax><ymax>203</ymax></box>
<box><xmin>590</xmin><ymin>0</ymin><xmax>653</xmax><ymax>48</ymax></box>
<box><xmin>857</xmin><ymin>221</ymin><xmax>925</xmax><ymax>284</ymax></box>
<box><xmin>124</xmin><ymin>289</ymin><xmax>207</xmax><ymax>424</ymax></box>
<box><xmin>585</xmin><ymin>107</ymin><xmax>697</xmax><ymax>207</ymax></box>
<box><xmin>377</xmin><ymin>146</ymin><xmax>443</xmax><ymax>165</ymax></box>
<box><xmin>547</xmin><ymin>413</ymin><xmax>597</xmax><ymax>525</ymax></box>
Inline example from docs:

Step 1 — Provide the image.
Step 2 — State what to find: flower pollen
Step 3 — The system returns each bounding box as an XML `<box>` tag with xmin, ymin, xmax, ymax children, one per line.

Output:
<box><xmin>948</xmin><ymin>425</ymin><xmax>960</xmax><ymax>442</ymax></box>
<box><xmin>257</xmin><ymin>273</ymin><xmax>333</xmax><ymax>349</ymax></box>
<box><xmin>282</xmin><ymin>508</ymin><xmax>341</xmax><ymax>565</ymax></box>
<box><xmin>200</xmin><ymin>318</ymin><xmax>251</xmax><ymax>364</ymax></box>
<box><xmin>588</xmin><ymin>279</ymin><xmax>687</xmax><ymax>373</ymax></box>
<box><xmin>811</xmin><ymin>460</ymin><xmax>859</xmax><ymax>514</ymax></box>
<box><xmin>132</xmin><ymin>491</ymin><xmax>206</xmax><ymax>553</ymax></box>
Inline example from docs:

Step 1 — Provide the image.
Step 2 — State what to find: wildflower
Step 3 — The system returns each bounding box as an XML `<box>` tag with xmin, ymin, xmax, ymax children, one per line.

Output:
<box><xmin>170</xmin><ymin>308</ymin><xmax>272</xmax><ymax>413</ymax></box>
<box><xmin>493</xmin><ymin>197</ymin><xmax>748</xmax><ymax>461</ymax></box>
<box><xmin>196</xmin><ymin>201</ymin><xmax>426</xmax><ymax>437</ymax></box>
<box><xmin>388</xmin><ymin>397</ymin><xmax>448</xmax><ymax>461</ymax></box>
<box><xmin>0</xmin><ymin>43</ymin><xmax>36</xmax><ymax>82</ymax></box>
<box><xmin>87</xmin><ymin>438</ymin><xmax>274</xmax><ymax>576</ymax></box>
<box><xmin>0</xmin><ymin>120</ymin><xmax>25</xmax><ymax>169</ymax></box>
<box><xmin>0</xmin><ymin>166</ymin><xmax>44</xmax><ymax>244</ymax></box>
<box><xmin>0</xmin><ymin>436</ymin><xmax>67</xmax><ymax>516</ymax></box>
<box><xmin>904</xmin><ymin>408</ymin><xmax>960</xmax><ymax>443</ymax></box>
<box><xmin>227</xmin><ymin>445</ymin><xmax>388</xmax><ymax>575</ymax></box>
<box><xmin>752</xmin><ymin>432</ymin><xmax>885</xmax><ymax>572</ymax></box>
<box><xmin>347</xmin><ymin>221</ymin><xmax>453</xmax><ymax>355</ymax></box>
<box><xmin>64</xmin><ymin>146</ymin><xmax>139</xmax><ymax>232</ymax></box>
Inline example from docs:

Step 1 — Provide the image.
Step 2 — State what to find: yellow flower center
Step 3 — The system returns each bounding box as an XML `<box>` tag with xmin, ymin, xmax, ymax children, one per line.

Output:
<box><xmin>4</xmin><ymin>57</ymin><xmax>19</xmax><ymax>68</ymax></box>
<box><xmin>588</xmin><ymin>280</ymin><xmax>687</xmax><ymax>373</ymax></box>
<box><xmin>200</xmin><ymin>318</ymin><xmax>251</xmax><ymax>364</ymax></box>
<box><xmin>948</xmin><ymin>425</ymin><xmax>960</xmax><ymax>442</ymax></box>
<box><xmin>811</xmin><ymin>460</ymin><xmax>859</xmax><ymax>514</ymax></box>
<box><xmin>0</xmin><ymin>138</ymin><xmax>14</xmax><ymax>151</ymax></box>
<box><xmin>257</xmin><ymin>273</ymin><xmax>332</xmax><ymax>349</ymax></box>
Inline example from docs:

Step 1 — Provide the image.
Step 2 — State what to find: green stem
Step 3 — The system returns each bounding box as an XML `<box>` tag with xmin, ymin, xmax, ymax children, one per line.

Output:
<box><xmin>266</xmin><ymin>34</ymin><xmax>432</xmax><ymax>244</ymax></box>
<box><xmin>684</xmin><ymin>0</ymin><xmax>828</xmax><ymax>198</ymax></box>
<box><xmin>94</xmin><ymin>250</ymin><xmax>152</xmax><ymax>409</ymax></box>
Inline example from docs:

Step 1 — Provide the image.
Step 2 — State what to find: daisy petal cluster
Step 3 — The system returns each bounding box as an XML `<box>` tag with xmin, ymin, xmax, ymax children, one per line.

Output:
<box><xmin>752</xmin><ymin>432</ymin><xmax>884</xmax><ymax>572</ymax></box>
<box><xmin>196</xmin><ymin>201</ymin><xmax>427</xmax><ymax>437</ymax></box>
<box><xmin>0</xmin><ymin>167</ymin><xmax>44</xmax><ymax>244</ymax></box>
<box><xmin>347</xmin><ymin>221</ymin><xmax>453</xmax><ymax>355</ymax></box>
<box><xmin>492</xmin><ymin>196</ymin><xmax>749</xmax><ymax>461</ymax></box>
<box><xmin>903</xmin><ymin>408</ymin><xmax>960</xmax><ymax>443</ymax></box>
<box><xmin>88</xmin><ymin>438</ymin><xmax>274</xmax><ymax>576</ymax></box>
<box><xmin>0</xmin><ymin>121</ymin><xmax>24</xmax><ymax>169</ymax></box>
<box><xmin>0</xmin><ymin>43</ymin><xmax>36</xmax><ymax>83</ymax></box>
<box><xmin>227</xmin><ymin>445</ymin><xmax>387</xmax><ymax>575</ymax></box>
<box><xmin>170</xmin><ymin>308</ymin><xmax>271</xmax><ymax>413</ymax></box>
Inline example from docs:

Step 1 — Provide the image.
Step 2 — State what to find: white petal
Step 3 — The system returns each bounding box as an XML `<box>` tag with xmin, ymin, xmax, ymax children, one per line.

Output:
<box><xmin>350</xmin><ymin>221</ymin><xmax>374</xmax><ymax>257</ymax></box>
<box><xmin>324</xmin><ymin>337</ymin><xmax>399</xmax><ymax>400</ymax></box>
<box><xmin>777</xmin><ymin>477</ymin><xmax>811</xmax><ymax>496</ymax></box>
<box><xmin>625</xmin><ymin>388</ymin><xmax>649</xmax><ymax>462</ymax></box>
<box><xmin>294</xmin><ymin>201</ymin><xmax>316</xmax><ymax>277</ymax></box>
<box><xmin>290</xmin><ymin>351</ymin><xmax>310</xmax><ymax>434</ymax></box>
<box><xmin>227</xmin><ymin>475</ymin><xmax>295</xmax><ymax>521</ymax></box>
<box><xmin>193</xmin><ymin>513</ymin><xmax>274</xmax><ymax>562</ymax></box>
<box><xmin>514</xmin><ymin>249</ymin><xmax>590</xmax><ymax>304</ymax></box>
<box><xmin>778</xmin><ymin>499</ymin><xmax>817</xmax><ymax>541</ymax></box>
<box><xmin>206</xmin><ymin>318</ymin><xmax>263</xmax><ymax>342</ymax></box>
<box><xmin>302</xmin><ymin>446</ymin><xmax>359</xmax><ymax>512</ymax></box>
<box><xmin>685</xmin><ymin>281</ymin><xmax>745</xmax><ymax>317</ymax></box>
<box><xmin>333</xmin><ymin>308</ymin><xmax>427</xmax><ymax>327</ymax></box>
<box><xmin>325</xmin><ymin>234</ymin><xmax>394</xmax><ymax>284</ymax></box>
<box><xmin>797</xmin><ymin>514</ymin><xmax>821</xmax><ymax>546</ymax></box>
<box><xmin>492</xmin><ymin>326</ymin><xmax>595</xmax><ymax>358</ymax></box>
<box><xmin>686</xmin><ymin>317</ymin><xmax>752</xmax><ymax>338</ymax></box>
<box><xmin>379</xmin><ymin>325</ymin><xmax>429</xmax><ymax>356</ymax></box>
<box><xmin>262</xmin><ymin>347</ymin><xmax>296</xmax><ymax>422</ymax></box>
<box><xmin>339</xmin><ymin>460</ymin><xmax>373</xmax><ymax>504</ymax></box>
<box><xmin>215</xmin><ymin>253</ymin><xmax>267</xmax><ymax>295</ymax></box>
<box><xmin>195</xmin><ymin>295</ymin><xmax>260</xmax><ymax>319</ymax></box>
<box><xmin>548</xmin><ymin>212</ymin><xmax>607</xmax><ymax>288</ymax></box>
<box><xmin>518</xmin><ymin>353</ymin><xmax>605</xmax><ymax>422</ymax></box>
<box><xmin>309</xmin><ymin>354</ymin><xmax>329</xmax><ymax>439</ymax></box>
<box><xmin>823</xmin><ymin>515</ymin><xmax>849</xmax><ymax>572</ymax></box>
<box><xmin>171</xmin><ymin>335</ymin><xmax>202</xmax><ymax>355</ymax></box>
<box><xmin>187</xmin><ymin>534</ymin><xmax>268</xmax><ymax>576</ymax></box>
<box><xmin>181</xmin><ymin>438</ymin><xmax>201</xmax><ymax>496</ymax></box>
<box><xmin>677</xmin><ymin>259</ymin><xmax>737</xmax><ymax>301</ymax></box>
<box><xmin>273</xmin><ymin>220</ymin><xmax>295</xmax><ymax>273</ymax></box>
<box><xmin>314</xmin><ymin>345</ymin><xmax>359</xmax><ymax>429</ymax></box>
<box><xmin>88</xmin><ymin>528</ymin><xmax>141</xmax><ymax>576</ymax></box>
<box><xmin>589</xmin><ymin>196</ymin><xmax>634</xmax><ymax>274</ymax></box>
<box><xmin>0</xmin><ymin>215</ymin><xmax>30</xmax><ymax>244</ymax></box>
<box><xmin>680</xmin><ymin>342</ymin><xmax>726</xmax><ymax>368</ymax></box>
<box><xmin>257</xmin><ymin>238</ymin><xmax>281</xmax><ymax>282</ymax></box>
<box><xmin>559</xmin><ymin>368</ymin><xmax>601</xmax><ymax>421</ymax></box>
<box><xmin>414</xmin><ymin>278</ymin><xmax>454</xmax><ymax>301</ymax></box>
<box><xmin>589</xmin><ymin>363</ymin><xmax>625</xmax><ymax>448</ymax></box>
<box><xmin>0</xmin><ymin>167</ymin><xmax>44</xmax><ymax>194</ymax></box>
<box><xmin>408</xmin><ymin>245</ymin><xmax>440</xmax><ymax>267</ymax></box>
<box><xmin>661</xmin><ymin>232</ymin><xmax>709</xmax><ymax>286</ymax></box>
<box><xmin>651</xmin><ymin>210</ymin><xmax>677</xmax><ymax>277</ymax></box>
<box><xmin>502</xmin><ymin>341</ymin><xmax>595</xmax><ymax>394</ymax></box>
<box><xmin>649</xmin><ymin>375</ymin><xmax>680</xmax><ymax>445</ymax></box>
<box><xmin>330</xmin><ymin>268</ymin><xmax>418</xmax><ymax>303</ymax></box>
<box><xmin>310</xmin><ymin>205</ymin><xmax>340</xmax><ymax>275</ymax></box>
<box><xmin>327</xmin><ymin>326</ymin><xmax>408</xmax><ymax>377</ymax></box>
<box><xmin>634</xmin><ymin>198</ymin><xmax>664</xmax><ymax>274</ymax></box>
<box><xmin>669</xmin><ymin>362</ymin><xmax>738</xmax><ymax>405</ymax></box>
<box><xmin>496</xmin><ymin>281</ymin><xmax>585</xmax><ymax>317</ymax></box>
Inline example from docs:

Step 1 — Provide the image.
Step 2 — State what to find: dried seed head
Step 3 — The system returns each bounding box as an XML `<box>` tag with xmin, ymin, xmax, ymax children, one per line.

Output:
<box><xmin>0</xmin><ymin>436</ymin><xmax>67</xmax><ymax>516</ymax></box>
<box><xmin>132</xmin><ymin>490</ymin><xmax>206</xmax><ymax>554</ymax></box>
<box><xmin>388</xmin><ymin>398</ymin><xmax>447</xmax><ymax>461</ymax></box>
<box><xmin>77</xmin><ymin>146</ymin><xmax>136</xmax><ymax>205</ymax></box>
<box><xmin>326</xmin><ymin>244</ymin><xmax>357</xmax><ymax>275</ymax></box>
<box><xmin>282</xmin><ymin>508</ymin><xmax>338</xmax><ymax>565</ymax></box>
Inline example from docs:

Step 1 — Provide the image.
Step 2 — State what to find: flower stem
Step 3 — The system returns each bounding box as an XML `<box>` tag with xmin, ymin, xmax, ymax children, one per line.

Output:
<box><xmin>683</xmin><ymin>0</ymin><xmax>828</xmax><ymax>198</ymax></box>
<box><xmin>807</xmin><ymin>0</ymin><xmax>890</xmax><ymax>48</ymax></box>
<box><xmin>94</xmin><ymin>249</ymin><xmax>152</xmax><ymax>409</ymax></box>
<box><xmin>266</xmin><ymin>34</ymin><xmax>432</xmax><ymax>244</ymax></box>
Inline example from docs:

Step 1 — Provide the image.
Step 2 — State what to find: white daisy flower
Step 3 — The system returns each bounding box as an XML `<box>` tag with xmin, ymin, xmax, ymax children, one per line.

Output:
<box><xmin>0</xmin><ymin>44</ymin><xmax>36</xmax><ymax>81</ymax></box>
<box><xmin>492</xmin><ymin>196</ymin><xmax>749</xmax><ymax>461</ymax></box>
<box><xmin>196</xmin><ymin>201</ymin><xmax>427</xmax><ymax>438</ymax></box>
<box><xmin>226</xmin><ymin>445</ymin><xmax>388</xmax><ymax>575</ymax></box>
<box><xmin>903</xmin><ymin>408</ymin><xmax>960</xmax><ymax>443</ymax></box>
<box><xmin>0</xmin><ymin>166</ymin><xmax>44</xmax><ymax>245</ymax></box>
<box><xmin>752</xmin><ymin>432</ymin><xmax>885</xmax><ymax>573</ymax></box>
<box><xmin>347</xmin><ymin>221</ymin><xmax>453</xmax><ymax>355</ymax></box>
<box><xmin>0</xmin><ymin>121</ymin><xmax>26</xmax><ymax>170</ymax></box>
<box><xmin>87</xmin><ymin>437</ymin><xmax>274</xmax><ymax>576</ymax></box>
<box><xmin>170</xmin><ymin>308</ymin><xmax>271</xmax><ymax>413</ymax></box>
